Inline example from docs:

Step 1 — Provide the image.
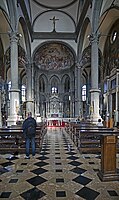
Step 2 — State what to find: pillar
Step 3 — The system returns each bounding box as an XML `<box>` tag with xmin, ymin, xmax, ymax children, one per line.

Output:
<box><xmin>90</xmin><ymin>33</ymin><xmax>101</xmax><ymax>123</ymax></box>
<box><xmin>85</xmin><ymin>67</ymin><xmax>91</xmax><ymax>117</ymax></box>
<box><xmin>35</xmin><ymin>75</ymin><xmax>40</xmax><ymax>115</ymax></box>
<box><xmin>26</xmin><ymin>63</ymin><xmax>34</xmax><ymax>115</ymax></box>
<box><xmin>105</xmin><ymin>78</ymin><xmax>110</xmax><ymax>127</ymax></box>
<box><xmin>75</xmin><ymin>63</ymin><xmax>82</xmax><ymax>118</ymax></box>
<box><xmin>7</xmin><ymin>32</ymin><xmax>20</xmax><ymax>126</ymax></box>
<box><xmin>70</xmin><ymin>72</ymin><xmax>73</xmax><ymax>118</ymax></box>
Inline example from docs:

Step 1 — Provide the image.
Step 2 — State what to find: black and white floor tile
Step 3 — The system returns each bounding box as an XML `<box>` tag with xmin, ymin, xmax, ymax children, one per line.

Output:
<box><xmin>0</xmin><ymin>127</ymin><xmax>119</xmax><ymax>199</ymax></box>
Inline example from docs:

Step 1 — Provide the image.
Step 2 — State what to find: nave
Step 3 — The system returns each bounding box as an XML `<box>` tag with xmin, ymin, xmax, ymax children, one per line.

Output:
<box><xmin>0</xmin><ymin>127</ymin><xmax>119</xmax><ymax>200</ymax></box>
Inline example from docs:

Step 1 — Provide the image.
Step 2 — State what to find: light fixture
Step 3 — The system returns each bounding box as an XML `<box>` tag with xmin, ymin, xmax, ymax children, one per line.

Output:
<box><xmin>16</xmin><ymin>33</ymin><xmax>22</xmax><ymax>38</ymax></box>
<box><xmin>0</xmin><ymin>32</ymin><xmax>22</xmax><ymax>38</ymax></box>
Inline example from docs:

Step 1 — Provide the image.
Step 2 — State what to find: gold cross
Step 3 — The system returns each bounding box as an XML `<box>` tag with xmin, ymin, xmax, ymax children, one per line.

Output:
<box><xmin>50</xmin><ymin>16</ymin><xmax>59</xmax><ymax>32</ymax></box>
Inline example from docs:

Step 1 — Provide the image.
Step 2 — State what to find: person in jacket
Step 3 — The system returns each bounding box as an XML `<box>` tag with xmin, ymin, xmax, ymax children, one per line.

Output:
<box><xmin>22</xmin><ymin>112</ymin><xmax>37</xmax><ymax>159</ymax></box>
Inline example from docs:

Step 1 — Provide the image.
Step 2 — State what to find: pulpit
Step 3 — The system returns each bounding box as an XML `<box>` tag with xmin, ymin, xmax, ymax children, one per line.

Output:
<box><xmin>98</xmin><ymin>134</ymin><xmax>119</xmax><ymax>181</ymax></box>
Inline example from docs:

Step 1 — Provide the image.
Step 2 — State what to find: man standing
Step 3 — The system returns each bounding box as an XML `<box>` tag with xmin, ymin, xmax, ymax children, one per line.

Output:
<box><xmin>22</xmin><ymin>112</ymin><xmax>37</xmax><ymax>159</ymax></box>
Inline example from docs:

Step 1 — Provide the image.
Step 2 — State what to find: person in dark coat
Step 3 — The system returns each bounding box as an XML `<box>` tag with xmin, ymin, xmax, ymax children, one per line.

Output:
<box><xmin>22</xmin><ymin>112</ymin><xmax>37</xmax><ymax>159</ymax></box>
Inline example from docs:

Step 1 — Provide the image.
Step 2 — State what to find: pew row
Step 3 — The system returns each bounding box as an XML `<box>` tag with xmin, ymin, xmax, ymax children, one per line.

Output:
<box><xmin>0</xmin><ymin>123</ymin><xmax>47</xmax><ymax>154</ymax></box>
<box><xmin>65</xmin><ymin>123</ymin><xmax>119</xmax><ymax>153</ymax></box>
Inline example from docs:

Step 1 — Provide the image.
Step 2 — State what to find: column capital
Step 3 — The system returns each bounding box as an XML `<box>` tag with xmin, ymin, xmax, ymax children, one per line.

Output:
<box><xmin>88</xmin><ymin>33</ymin><xmax>100</xmax><ymax>44</ymax></box>
<box><xmin>9</xmin><ymin>31</ymin><xmax>20</xmax><ymax>43</ymax></box>
<box><xmin>75</xmin><ymin>62</ymin><xmax>82</xmax><ymax>69</ymax></box>
<box><xmin>26</xmin><ymin>62</ymin><xmax>33</xmax><ymax>69</ymax></box>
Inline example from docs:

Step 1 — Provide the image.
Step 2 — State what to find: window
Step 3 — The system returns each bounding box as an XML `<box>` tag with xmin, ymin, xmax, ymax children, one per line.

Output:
<box><xmin>51</xmin><ymin>87</ymin><xmax>57</xmax><ymax>94</ymax></box>
<box><xmin>8</xmin><ymin>81</ymin><xmax>11</xmax><ymax>100</ymax></box>
<box><xmin>21</xmin><ymin>85</ymin><xmax>26</xmax><ymax>102</ymax></box>
<box><xmin>82</xmin><ymin>85</ymin><xmax>86</xmax><ymax>101</ymax></box>
<box><xmin>111</xmin><ymin>79</ymin><xmax>116</xmax><ymax>89</ymax></box>
<box><xmin>64</xmin><ymin>77</ymin><xmax>70</xmax><ymax>92</ymax></box>
<box><xmin>39</xmin><ymin>78</ymin><xmax>45</xmax><ymax>92</ymax></box>
<box><xmin>104</xmin><ymin>81</ymin><xmax>107</xmax><ymax>93</ymax></box>
<box><xmin>110</xmin><ymin>31</ymin><xmax>117</xmax><ymax>43</ymax></box>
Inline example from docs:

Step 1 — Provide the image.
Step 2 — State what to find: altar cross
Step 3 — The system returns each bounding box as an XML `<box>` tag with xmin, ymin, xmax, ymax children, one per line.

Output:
<box><xmin>50</xmin><ymin>16</ymin><xmax>59</xmax><ymax>32</ymax></box>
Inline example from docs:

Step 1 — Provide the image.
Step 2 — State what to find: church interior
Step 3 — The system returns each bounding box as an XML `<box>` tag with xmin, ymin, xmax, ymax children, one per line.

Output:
<box><xmin>0</xmin><ymin>0</ymin><xmax>119</xmax><ymax>199</ymax></box>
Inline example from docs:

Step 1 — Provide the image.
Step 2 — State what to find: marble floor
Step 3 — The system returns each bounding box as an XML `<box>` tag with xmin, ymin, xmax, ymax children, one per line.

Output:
<box><xmin>0</xmin><ymin>127</ymin><xmax>119</xmax><ymax>200</ymax></box>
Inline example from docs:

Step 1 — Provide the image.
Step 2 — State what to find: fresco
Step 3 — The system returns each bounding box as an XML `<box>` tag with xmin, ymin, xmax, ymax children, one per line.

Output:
<box><xmin>5</xmin><ymin>46</ymin><xmax>27</xmax><ymax>67</ymax></box>
<box><xmin>34</xmin><ymin>43</ymin><xmax>75</xmax><ymax>70</ymax></box>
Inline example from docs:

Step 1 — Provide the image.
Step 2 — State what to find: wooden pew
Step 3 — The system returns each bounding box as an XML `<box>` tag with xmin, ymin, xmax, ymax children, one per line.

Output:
<box><xmin>0</xmin><ymin>123</ymin><xmax>47</xmax><ymax>154</ymax></box>
<box><xmin>77</xmin><ymin>130</ymin><xmax>119</xmax><ymax>153</ymax></box>
<box><xmin>65</xmin><ymin>122</ymin><xmax>119</xmax><ymax>153</ymax></box>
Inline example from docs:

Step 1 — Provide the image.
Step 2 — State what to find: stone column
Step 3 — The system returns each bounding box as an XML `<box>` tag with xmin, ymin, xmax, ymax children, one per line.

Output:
<box><xmin>106</xmin><ymin>78</ymin><xmax>110</xmax><ymax>127</ymax></box>
<box><xmin>32</xmin><ymin>63</ymin><xmax>35</xmax><ymax>117</ymax></box>
<box><xmin>77</xmin><ymin>64</ymin><xmax>82</xmax><ymax>118</ymax></box>
<box><xmin>7</xmin><ymin>32</ymin><xmax>20</xmax><ymax>126</ymax></box>
<box><xmin>75</xmin><ymin>64</ymin><xmax>82</xmax><ymax>118</ymax></box>
<box><xmin>90</xmin><ymin>33</ymin><xmax>101</xmax><ymax>123</ymax></box>
<box><xmin>85</xmin><ymin>67</ymin><xmax>91</xmax><ymax>117</ymax></box>
<box><xmin>26</xmin><ymin>63</ymin><xmax>34</xmax><ymax>115</ymax></box>
<box><xmin>35</xmin><ymin>75</ymin><xmax>40</xmax><ymax>115</ymax></box>
<box><xmin>74</xmin><ymin>65</ymin><xmax>78</xmax><ymax>117</ymax></box>
<box><xmin>70</xmin><ymin>73</ymin><xmax>73</xmax><ymax>118</ymax></box>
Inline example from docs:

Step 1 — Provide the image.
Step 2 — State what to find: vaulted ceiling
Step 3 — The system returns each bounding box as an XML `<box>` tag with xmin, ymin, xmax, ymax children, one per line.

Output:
<box><xmin>31</xmin><ymin>0</ymin><xmax>79</xmax><ymax>32</ymax></box>
<box><xmin>28</xmin><ymin>0</ymin><xmax>91</xmax><ymax>41</ymax></box>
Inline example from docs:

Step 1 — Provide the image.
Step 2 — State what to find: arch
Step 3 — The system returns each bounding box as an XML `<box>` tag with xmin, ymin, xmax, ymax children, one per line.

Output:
<box><xmin>77</xmin><ymin>17</ymin><xmax>91</xmax><ymax>61</ymax></box>
<box><xmin>6</xmin><ymin>0</ymin><xmax>18</xmax><ymax>32</ymax></box>
<box><xmin>19</xmin><ymin>17</ymin><xmax>31</xmax><ymax>60</ymax></box>
<box><xmin>0</xmin><ymin>37</ymin><xmax>4</xmax><ymax>79</ymax></box>
<box><xmin>32</xmin><ymin>9</ymin><xmax>76</xmax><ymax>31</ymax></box>
<box><xmin>49</xmin><ymin>75</ymin><xmax>60</xmax><ymax>93</ymax></box>
<box><xmin>103</xmin><ymin>19</ymin><xmax>119</xmax><ymax>77</ymax></box>
<box><xmin>32</xmin><ymin>41</ymin><xmax>76</xmax><ymax>71</ymax></box>
<box><xmin>39</xmin><ymin>77</ymin><xmax>45</xmax><ymax>93</ymax></box>
<box><xmin>64</xmin><ymin>76</ymin><xmax>70</xmax><ymax>93</ymax></box>
<box><xmin>61</xmin><ymin>74</ymin><xmax>70</xmax><ymax>93</ymax></box>
<box><xmin>38</xmin><ymin>74</ymin><xmax>48</xmax><ymax>94</ymax></box>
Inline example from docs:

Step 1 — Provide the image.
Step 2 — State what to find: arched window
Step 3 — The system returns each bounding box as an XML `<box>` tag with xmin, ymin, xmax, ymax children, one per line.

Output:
<box><xmin>39</xmin><ymin>78</ymin><xmax>45</xmax><ymax>92</ymax></box>
<box><xmin>21</xmin><ymin>85</ymin><xmax>26</xmax><ymax>102</ymax></box>
<box><xmin>82</xmin><ymin>85</ymin><xmax>86</xmax><ymax>101</ymax></box>
<box><xmin>64</xmin><ymin>77</ymin><xmax>70</xmax><ymax>92</ymax></box>
<box><xmin>51</xmin><ymin>77</ymin><xmax>58</xmax><ymax>93</ymax></box>
<box><xmin>51</xmin><ymin>87</ymin><xmax>57</xmax><ymax>94</ymax></box>
<box><xmin>8</xmin><ymin>81</ymin><xmax>11</xmax><ymax>100</ymax></box>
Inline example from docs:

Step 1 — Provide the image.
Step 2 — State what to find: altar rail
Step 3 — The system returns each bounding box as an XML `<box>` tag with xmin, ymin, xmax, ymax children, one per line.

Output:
<box><xmin>0</xmin><ymin>123</ymin><xmax>47</xmax><ymax>154</ymax></box>
<box><xmin>65</xmin><ymin>122</ymin><xmax>119</xmax><ymax>153</ymax></box>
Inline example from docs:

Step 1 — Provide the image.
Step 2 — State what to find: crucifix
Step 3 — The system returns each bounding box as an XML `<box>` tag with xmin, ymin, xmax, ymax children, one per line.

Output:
<box><xmin>50</xmin><ymin>16</ymin><xmax>59</xmax><ymax>32</ymax></box>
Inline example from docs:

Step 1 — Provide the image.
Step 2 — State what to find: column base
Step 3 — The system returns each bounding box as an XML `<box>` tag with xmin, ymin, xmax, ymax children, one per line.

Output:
<box><xmin>6</xmin><ymin>115</ymin><xmax>19</xmax><ymax>126</ymax></box>
<box><xmin>98</xmin><ymin>170</ymin><xmax>119</xmax><ymax>181</ymax></box>
<box><xmin>36</xmin><ymin>114</ymin><xmax>42</xmax><ymax>123</ymax></box>
<box><xmin>90</xmin><ymin>114</ymin><xmax>102</xmax><ymax>124</ymax></box>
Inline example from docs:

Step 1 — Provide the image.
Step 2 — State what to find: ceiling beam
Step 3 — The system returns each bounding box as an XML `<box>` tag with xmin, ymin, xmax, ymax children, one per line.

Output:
<box><xmin>33</xmin><ymin>31</ymin><xmax>76</xmax><ymax>40</ymax></box>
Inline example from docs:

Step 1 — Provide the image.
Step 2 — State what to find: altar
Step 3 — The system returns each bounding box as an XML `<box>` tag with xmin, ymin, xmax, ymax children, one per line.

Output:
<box><xmin>46</xmin><ymin>94</ymin><xmax>65</xmax><ymax>126</ymax></box>
<box><xmin>47</xmin><ymin>117</ymin><xmax>63</xmax><ymax>127</ymax></box>
<box><xmin>47</xmin><ymin>94</ymin><xmax>62</xmax><ymax>116</ymax></box>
